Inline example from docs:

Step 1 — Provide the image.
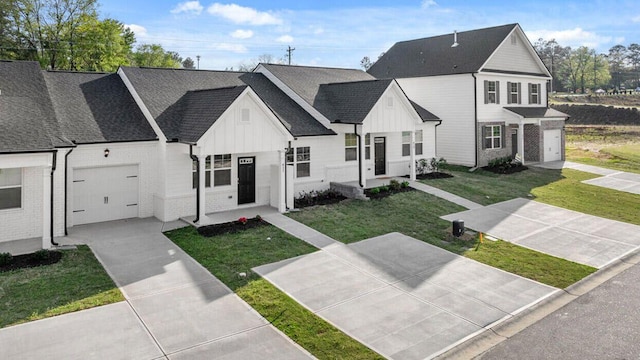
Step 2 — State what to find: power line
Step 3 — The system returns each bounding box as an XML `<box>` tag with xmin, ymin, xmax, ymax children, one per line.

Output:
<box><xmin>286</xmin><ymin>46</ymin><xmax>295</xmax><ymax>65</ymax></box>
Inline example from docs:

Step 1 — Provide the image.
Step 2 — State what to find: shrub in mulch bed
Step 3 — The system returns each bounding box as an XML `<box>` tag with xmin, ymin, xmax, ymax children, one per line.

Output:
<box><xmin>197</xmin><ymin>217</ymin><xmax>269</xmax><ymax>237</ymax></box>
<box><xmin>0</xmin><ymin>250</ymin><xmax>63</xmax><ymax>273</ymax></box>
<box><xmin>482</xmin><ymin>164</ymin><xmax>529</xmax><ymax>174</ymax></box>
<box><xmin>294</xmin><ymin>189</ymin><xmax>347</xmax><ymax>209</ymax></box>
<box><xmin>365</xmin><ymin>185</ymin><xmax>416</xmax><ymax>200</ymax></box>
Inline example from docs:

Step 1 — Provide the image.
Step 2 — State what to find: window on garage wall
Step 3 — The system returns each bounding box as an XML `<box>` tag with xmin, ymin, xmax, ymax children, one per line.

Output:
<box><xmin>287</xmin><ymin>147</ymin><xmax>311</xmax><ymax>178</ymax></box>
<box><xmin>213</xmin><ymin>154</ymin><xmax>232</xmax><ymax>186</ymax></box>
<box><xmin>192</xmin><ymin>156</ymin><xmax>211</xmax><ymax>189</ymax></box>
<box><xmin>345</xmin><ymin>133</ymin><xmax>357</xmax><ymax>161</ymax></box>
<box><xmin>0</xmin><ymin>168</ymin><xmax>22</xmax><ymax>210</ymax></box>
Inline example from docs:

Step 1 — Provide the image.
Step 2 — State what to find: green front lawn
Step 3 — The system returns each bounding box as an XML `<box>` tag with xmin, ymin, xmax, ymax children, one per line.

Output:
<box><xmin>424</xmin><ymin>167</ymin><xmax>640</xmax><ymax>226</ymax></box>
<box><xmin>165</xmin><ymin>225</ymin><xmax>384</xmax><ymax>359</ymax></box>
<box><xmin>287</xmin><ymin>190</ymin><xmax>596</xmax><ymax>287</ymax></box>
<box><xmin>0</xmin><ymin>245</ymin><xmax>124</xmax><ymax>328</ymax></box>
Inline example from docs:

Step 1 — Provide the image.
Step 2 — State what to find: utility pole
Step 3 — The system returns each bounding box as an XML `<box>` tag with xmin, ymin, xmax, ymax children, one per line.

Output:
<box><xmin>286</xmin><ymin>46</ymin><xmax>295</xmax><ymax>65</ymax></box>
<box><xmin>196</xmin><ymin>55</ymin><xmax>200</xmax><ymax>69</ymax></box>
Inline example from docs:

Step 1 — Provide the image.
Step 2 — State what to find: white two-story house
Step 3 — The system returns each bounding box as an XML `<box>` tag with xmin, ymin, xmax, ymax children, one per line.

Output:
<box><xmin>368</xmin><ymin>23</ymin><xmax>569</xmax><ymax>167</ymax></box>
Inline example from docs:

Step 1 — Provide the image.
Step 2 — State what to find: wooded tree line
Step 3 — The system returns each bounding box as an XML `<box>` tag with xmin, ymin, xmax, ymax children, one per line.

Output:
<box><xmin>534</xmin><ymin>38</ymin><xmax>640</xmax><ymax>93</ymax></box>
<box><xmin>0</xmin><ymin>0</ymin><xmax>195</xmax><ymax>71</ymax></box>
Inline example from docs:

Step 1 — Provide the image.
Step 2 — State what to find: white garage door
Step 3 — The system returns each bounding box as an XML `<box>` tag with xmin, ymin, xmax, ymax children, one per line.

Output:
<box><xmin>73</xmin><ymin>165</ymin><xmax>139</xmax><ymax>225</ymax></box>
<box><xmin>543</xmin><ymin>129</ymin><xmax>562</xmax><ymax>162</ymax></box>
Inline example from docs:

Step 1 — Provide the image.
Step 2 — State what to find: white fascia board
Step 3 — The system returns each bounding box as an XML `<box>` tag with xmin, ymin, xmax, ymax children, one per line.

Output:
<box><xmin>479</xmin><ymin>25</ymin><xmax>551</xmax><ymax>77</ymax></box>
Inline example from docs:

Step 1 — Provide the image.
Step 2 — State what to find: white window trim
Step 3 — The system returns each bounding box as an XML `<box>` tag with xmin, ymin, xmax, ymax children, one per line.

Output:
<box><xmin>287</xmin><ymin>147</ymin><xmax>311</xmax><ymax>178</ymax></box>
<box><xmin>345</xmin><ymin>133</ymin><xmax>357</xmax><ymax>161</ymax></box>
<box><xmin>192</xmin><ymin>156</ymin><xmax>211</xmax><ymax>189</ymax></box>
<box><xmin>365</xmin><ymin>134</ymin><xmax>371</xmax><ymax>160</ymax></box>
<box><xmin>213</xmin><ymin>154</ymin><xmax>232</xmax><ymax>187</ymax></box>
<box><xmin>402</xmin><ymin>131</ymin><xmax>423</xmax><ymax>157</ymax></box>
<box><xmin>484</xmin><ymin>125</ymin><xmax>502</xmax><ymax>149</ymax></box>
<box><xmin>487</xmin><ymin>81</ymin><xmax>497</xmax><ymax>104</ymax></box>
<box><xmin>530</xmin><ymin>83</ymin><xmax>540</xmax><ymax>104</ymax></box>
<box><xmin>0</xmin><ymin>168</ymin><xmax>23</xmax><ymax>211</ymax></box>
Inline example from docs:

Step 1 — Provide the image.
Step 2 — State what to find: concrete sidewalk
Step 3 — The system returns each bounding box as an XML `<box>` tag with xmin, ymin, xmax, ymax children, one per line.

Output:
<box><xmin>0</xmin><ymin>218</ymin><xmax>313</xmax><ymax>360</ymax></box>
<box><xmin>537</xmin><ymin>160</ymin><xmax>640</xmax><ymax>195</ymax></box>
<box><xmin>402</xmin><ymin>178</ymin><xmax>484</xmax><ymax>210</ymax></box>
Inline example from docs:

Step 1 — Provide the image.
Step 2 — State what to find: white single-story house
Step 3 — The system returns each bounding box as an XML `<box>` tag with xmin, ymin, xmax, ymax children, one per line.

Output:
<box><xmin>0</xmin><ymin>60</ymin><xmax>439</xmax><ymax>248</ymax></box>
<box><xmin>368</xmin><ymin>23</ymin><xmax>569</xmax><ymax>167</ymax></box>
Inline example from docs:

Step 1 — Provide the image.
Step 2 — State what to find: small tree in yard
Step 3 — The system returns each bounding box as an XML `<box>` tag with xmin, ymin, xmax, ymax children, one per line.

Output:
<box><xmin>416</xmin><ymin>158</ymin><xmax>429</xmax><ymax>175</ymax></box>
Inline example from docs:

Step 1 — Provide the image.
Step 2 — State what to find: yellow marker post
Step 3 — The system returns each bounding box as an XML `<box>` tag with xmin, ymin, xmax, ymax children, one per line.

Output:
<box><xmin>480</xmin><ymin>232</ymin><xmax>484</xmax><ymax>244</ymax></box>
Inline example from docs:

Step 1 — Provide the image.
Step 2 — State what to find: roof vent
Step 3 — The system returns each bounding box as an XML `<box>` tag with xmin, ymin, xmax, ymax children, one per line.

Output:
<box><xmin>451</xmin><ymin>30</ymin><xmax>459</xmax><ymax>48</ymax></box>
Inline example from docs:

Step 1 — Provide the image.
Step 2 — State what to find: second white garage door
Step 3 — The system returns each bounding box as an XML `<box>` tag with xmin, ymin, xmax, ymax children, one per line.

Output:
<box><xmin>73</xmin><ymin>165</ymin><xmax>139</xmax><ymax>225</ymax></box>
<box><xmin>543</xmin><ymin>129</ymin><xmax>562</xmax><ymax>162</ymax></box>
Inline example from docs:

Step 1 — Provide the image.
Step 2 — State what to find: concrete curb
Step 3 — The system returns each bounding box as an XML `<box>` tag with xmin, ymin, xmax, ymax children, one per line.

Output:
<box><xmin>436</xmin><ymin>248</ymin><xmax>640</xmax><ymax>359</ymax></box>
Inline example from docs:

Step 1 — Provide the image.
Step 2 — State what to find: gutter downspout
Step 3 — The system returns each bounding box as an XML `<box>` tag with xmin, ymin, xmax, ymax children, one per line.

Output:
<box><xmin>471</xmin><ymin>73</ymin><xmax>479</xmax><ymax>168</ymax></box>
<box><xmin>64</xmin><ymin>148</ymin><xmax>73</xmax><ymax>235</ymax></box>
<box><xmin>355</xmin><ymin>124</ymin><xmax>363</xmax><ymax>188</ymax></box>
<box><xmin>50</xmin><ymin>151</ymin><xmax>58</xmax><ymax>246</ymax></box>
<box><xmin>285</xmin><ymin>141</ymin><xmax>291</xmax><ymax>210</ymax></box>
<box><xmin>189</xmin><ymin>145</ymin><xmax>200</xmax><ymax>224</ymax></box>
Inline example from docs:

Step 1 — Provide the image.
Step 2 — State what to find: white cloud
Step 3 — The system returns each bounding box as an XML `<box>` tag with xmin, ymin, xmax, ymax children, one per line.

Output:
<box><xmin>421</xmin><ymin>0</ymin><xmax>437</xmax><ymax>8</ymax></box>
<box><xmin>231</xmin><ymin>29</ymin><xmax>254</xmax><ymax>39</ymax></box>
<box><xmin>312</xmin><ymin>26</ymin><xmax>324</xmax><ymax>35</ymax></box>
<box><xmin>527</xmin><ymin>28</ymin><xmax>612</xmax><ymax>49</ymax></box>
<box><xmin>211</xmin><ymin>43</ymin><xmax>248</xmax><ymax>53</ymax></box>
<box><xmin>633</xmin><ymin>15</ymin><xmax>640</xmax><ymax>23</ymax></box>
<box><xmin>276</xmin><ymin>35</ymin><xmax>294</xmax><ymax>43</ymax></box>
<box><xmin>207</xmin><ymin>3</ymin><xmax>282</xmax><ymax>25</ymax></box>
<box><xmin>126</xmin><ymin>24</ymin><xmax>148</xmax><ymax>38</ymax></box>
<box><xmin>171</xmin><ymin>1</ymin><xmax>203</xmax><ymax>15</ymax></box>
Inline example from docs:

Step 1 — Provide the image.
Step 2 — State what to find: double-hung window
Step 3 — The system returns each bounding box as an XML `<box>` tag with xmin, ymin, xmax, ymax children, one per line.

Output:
<box><xmin>213</xmin><ymin>154</ymin><xmax>232</xmax><ymax>186</ymax></box>
<box><xmin>0</xmin><ymin>168</ymin><xmax>21</xmax><ymax>210</ymax></box>
<box><xmin>402</xmin><ymin>130</ymin><xmax>423</xmax><ymax>156</ymax></box>
<box><xmin>484</xmin><ymin>80</ymin><xmax>499</xmax><ymax>104</ymax></box>
<box><xmin>287</xmin><ymin>147</ymin><xmax>311</xmax><ymax>178</ymax></box>
<box><xmin>529</xmin><ymin>83</ymin><xmax>540</xmax><ymax>104</ymax></box>
<box><xmin>484</xmin><ymin>125</ymin><xmax>502</xmax><ymax>149</ymax></box>
<box><xmin>507</xmin><ymin>82</ymin><xmax>521</xmax><ymax>104</ymax></box>
<box><xmin>345</xmin><ymin>133</ymin><xmax>357</xmax><ymax>161</ymax></box>
<box><xmin>192</xmin><ymin>156</ymin><xmax>211</xmax><ymax>189</ymax></box>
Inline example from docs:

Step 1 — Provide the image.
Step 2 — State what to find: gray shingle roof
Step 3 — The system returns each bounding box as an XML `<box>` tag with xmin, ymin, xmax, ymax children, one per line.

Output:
<box><xmin>409</xmin><ymin>100</ymin><xmax>441</xmax><ymax>122</ymax></box>
<box><xmin>368</xmin><ymin>24</ymin><xmax>520</xmax><ymax>78</ymax></box>
<box><xmin>0</xmin><ymin>61</ymin><xmax>71</xmax><ymax>153</ymax></box>
<box><xmin>315</xmin><ymin>79</ymin><xmax>393</xmax><ymax>124</ymax></box>
<box><xmin>259</xmin><ymin>64</ymin><xmax>376</xmax><ymax>105</ymax></box>
<box><xmin>120</xmin><ymin>67</ymin><xmax>332</xmax><ymax>140</ymax></box>
<box><xmin>504</xmin><ymin>107</ymin><xmax>569</xmax><ymax>119</ymax></box>
<box><xmin>43</xmin><ymin>71</ymin><xmax>157</xmax><ymax>144</ymax></box>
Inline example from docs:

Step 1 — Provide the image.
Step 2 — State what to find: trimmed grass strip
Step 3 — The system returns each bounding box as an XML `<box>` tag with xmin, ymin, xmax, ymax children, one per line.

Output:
<box><xmin>0</xmin><ymin>245</ymin><xmax>124</xmax><ymax>328</ymax></box>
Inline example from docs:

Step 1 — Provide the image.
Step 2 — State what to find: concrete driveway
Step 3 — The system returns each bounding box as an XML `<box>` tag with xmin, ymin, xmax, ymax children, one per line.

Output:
<box><xmin>443</xmin><ymin>198</ymin><xmax>640</xmax><ymax>268</ymax></box>
<box><xmin>0</xmin><ymin>218</ymin><xmax>312</xmax><ymax>360</ymax></box>
<box><xmin>254</xmin><ymin>233</ymin><xmax>557</xmax><ymax>360</ymax></box>
<box><xmin>538</xmin><ymin>160</ymin><xmax>640</xmax><ymax>195</ymax></box>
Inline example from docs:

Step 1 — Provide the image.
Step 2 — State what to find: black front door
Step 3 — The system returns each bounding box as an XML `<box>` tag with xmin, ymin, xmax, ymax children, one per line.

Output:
<box><xmin>238</xmin><ymin>157</ymin><xmax>255</xmax><ymax>204</ymax></box>
<box><xmin>511</xmin><ymin>130</ymin><xmax>518</xmax><ymax>158</ymax></box>
<box><xmin>374</xmin><ymin>137</ymin><xmax>386</xmax><ymax>175</ymax></box>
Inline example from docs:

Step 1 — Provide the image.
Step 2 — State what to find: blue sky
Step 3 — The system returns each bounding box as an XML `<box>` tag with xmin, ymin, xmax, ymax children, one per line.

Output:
<box><xmin>99</xmin><ymin>0</ymin><xmax>640</xmax><ymax>70</ymax></box>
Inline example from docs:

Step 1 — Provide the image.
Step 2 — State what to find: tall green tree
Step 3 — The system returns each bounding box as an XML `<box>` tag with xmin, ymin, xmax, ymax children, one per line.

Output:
<box><xmin>628</xmin><ymin>43</ymin><xmax>640</xmax><ymax>88</ymax></box>
<box><xmin>73</xmin><ymin>16</ymin><xmax>134</xmax><ymax>71</ymax></box>
<box><xmin>534</xmin><ymin>38</ymin><xmax>570</xmax><ymax>92</ymax></box>
<box><xmin>182</xmin><ymin>56</ymin><xmax>195</xmax><ymax>69</ymax></box>
<box><xmin>132</xmin><ymin>43</ymin><xmax>182</xmax><ymax>68</ymax></box>
<box><xmin>608</xmin><ymin>45</ymin><xmax>627</xmax><ymax>89</ymax></box>
<box><xmin>562</xmin><ymin>46</ymin><xmax>593</xmax><ymax>93</ymax></box>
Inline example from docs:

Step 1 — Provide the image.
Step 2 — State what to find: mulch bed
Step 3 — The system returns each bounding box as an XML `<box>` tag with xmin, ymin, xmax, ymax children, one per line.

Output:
<box><xmin>482</xmin><ymin>165</ymin><xmax>529</xmax><ymax>174</ymax></box>
<box><xmin>402</xmin><ymin>172</ymin><xmax>454</xmax><ymax>180</ymax></box>
<box><xmin>294</xmin><ymin>192</ymin><xmax>347</xmax><ymax>209</ymax></box>
<box><xmin>197</xmin><ymin>217</ymin><xmax>269</xmax><ymax>237</ymax></box>
<box><xmin>364</xmin><ymin>186</ymin><xmax>416</xmax><ymax>200</ymax></box>
<box><xmin>0</xmin><ymin>251</ymin><xmax>63</xmax><ymax>273</ymax></box>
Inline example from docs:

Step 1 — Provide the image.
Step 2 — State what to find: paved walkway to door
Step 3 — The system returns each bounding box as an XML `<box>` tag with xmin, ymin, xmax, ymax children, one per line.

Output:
<box><xmin>0</xmin><ymin>218</ymin><xmax>312</xmax><ymax>360</ymax></box>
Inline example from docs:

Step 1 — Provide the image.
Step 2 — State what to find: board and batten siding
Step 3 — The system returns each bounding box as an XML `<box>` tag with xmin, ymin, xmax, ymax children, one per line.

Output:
<box><xmin>199</xmin><ymin>92</ymin><xmax>291</xmax><ymax>156</ymax></box>
<box><xmin>398</xmin><ymin>74</ymin><xmax>476</xmax><ymax>166</ymax></box>
<box><xmin>363</xmin><ymin>83</ymin><xmax>423</xmax><ymax>134</ymax></box>
<box><xmin>483</xmin><ymin>31</ymin><xmax>547</xmax><ymax>74</ymax></box>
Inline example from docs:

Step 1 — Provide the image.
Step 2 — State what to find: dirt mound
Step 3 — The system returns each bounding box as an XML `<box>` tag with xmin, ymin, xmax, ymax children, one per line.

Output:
<box><xmin>552</xmin><ymin>104</ymin><xmax>640</xmax><ymax>125</ymax></box>
<box><xmin>552</xmin><ymin>95</ymin><xmax>640</xmax><ymax>107</ymax></box>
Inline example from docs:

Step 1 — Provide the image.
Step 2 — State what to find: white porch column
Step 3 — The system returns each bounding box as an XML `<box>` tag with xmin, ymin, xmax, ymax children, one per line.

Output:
<box><xmin>357</xmin><ymin>127</ymin><xmax>367</xmax><ymax>188</ymax></box>
<box><xmin>518</xmin><ymin>122</ymin><xmax>526</xmax><ymax>165</ymax></box>
<box><xmin>197</xmin><ymin>154</ymin><xmax>207</xmax><ymax>224</ymax></box>
<box><xmin>42</xmin><ymin>167</ymin><xmax>52</xmax><ymax>249</ymax></box>
<box><xmin>277</xmin><ymin>150</ymin><xmax>287</xmax><ymax>213</ymax></box>
<box><xmin>410</xmin><ymin>131</ymin><xmax>416</xmax><ymax>181</ymax></box>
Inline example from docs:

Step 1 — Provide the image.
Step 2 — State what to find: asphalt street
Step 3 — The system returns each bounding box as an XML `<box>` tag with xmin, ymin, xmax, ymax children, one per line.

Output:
<box><xmin>478</xmin><ymin>261</ymin><xmax>640</xmax><ymax>359</ymax></box>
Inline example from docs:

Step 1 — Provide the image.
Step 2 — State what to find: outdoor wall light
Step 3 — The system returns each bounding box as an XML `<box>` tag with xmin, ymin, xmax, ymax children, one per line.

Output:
<box><xmin>104</xmin><ymin>148</ymin><xmax>110</xmax><ymax>158</ymax></box>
